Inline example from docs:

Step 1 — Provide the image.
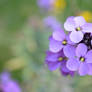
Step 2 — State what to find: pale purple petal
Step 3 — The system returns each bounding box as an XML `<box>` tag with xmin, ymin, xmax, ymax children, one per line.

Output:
<box><xmin>61</xmin><ymin>64</ymin><xmax>70</xmax><ymax>73</ymax></box>
<box><xmin>37</xmin><ymin>0</ymin><xmax>50</xmax><ymax>9</ymax></box>
<box><xmin>4</xmin><ymin>81</ymin><xmax>21</xmax><ymax>92</ymax></box>
<box><xmin>46</xmin><ymin>51</ymin><xmax>59</xmax><ymax>62</ymax></box>
<box><xmin>64</xmin><ymin>16</ymin><xmax>75</xmax><ymax>31</ymax></box>
<box><xmin>66</xmin><ymin>34</ymin><xmax>75</xmax><ymax>45</ymax></box>
<box><xmin>82</xmin><ymin>23</ymin><xmax>92</xmax><ymax>33</ymax></box>
<box><xmin>63</xmin><ymin>45</ymin><xmax>76</xmax><ymax>58</ymax></box>
<box><xmin>44</xmin><ymin>16</ymin><xmax>61</xmax><ymax>31</ymax></box>
<box><xmin>0</xmin><ymin>72</ymin><xmax>21</xmax><ymax>92</ymax></box>
<box><xmin>46</xmin><ymin>62</ymin><xmax>61</xmax><ymax>71</ymax></box>
<box><xmin>60</xmin><ymin>65</ymin><xmax>75</xmax><ymax>77</ymax></box>
<box><xmin>76</xmin><ymin>43</ymin><xmax>87</xmax><ymax>57</ymax></box>
<box><xmin>88</xmin><ymin>64</ymin><xmax>92</xmax><ymax>75</ymax></box>
<box><xmin>52</xmin><ymin>30</ymin><xmax>65</xmax><ymax>41</ymax></box>
<box><xmin>49</xmin><ymin>37</ymin><xmax>63</xmax><ymax>52</ymax></box>
<box><xmin>60</xmin><ymin>61</ymin><xmax>70</xmax><ymax>72</ymax></box>
<box><xmin>60</xmin><ymin>70</ymin><xmax>74</xmax><ymax>77</ymax></box>
<box><xmin>70</xmin><ymin>31</ymin><xmax>83</xmax><ymax>43</ymax></box>
<box><xmin>78</xmin><ymin>63</ymin><xmax>88</xmax><ymax>76</ymax></box>
<box><xmin>74</xmin><ymin>16</ymin><xmax>86</xmax><ymax>26</ymax></box>
<box><xmin>66</xmin><ymin>58</ymin><xmax>79</xmax><ymax>71</ymax></box>
<box><xmin>1</xmin><ymin>72</ymin><xmax>11</xmax><ymax>83</ymax></box>
<box><xmin>86</xmin><ymin>50</ymin><xmax>92</xmax><ymax>63</ymax></box>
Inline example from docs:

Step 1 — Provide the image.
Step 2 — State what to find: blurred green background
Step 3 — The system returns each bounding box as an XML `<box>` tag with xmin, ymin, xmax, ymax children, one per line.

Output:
<box><xmin>1</xmin><ymin>0</ymin><xmax>92</xmax><ymax>92</ymax></box>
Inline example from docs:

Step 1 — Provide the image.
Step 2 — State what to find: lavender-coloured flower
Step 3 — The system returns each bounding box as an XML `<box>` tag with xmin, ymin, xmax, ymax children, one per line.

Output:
<box><xmin>49</xmin><ymin>30</ymin><xmax>75</xmax><ymax>53</ymax></box>
<box><xmin>45</xmin><ymin>50</ymin><xmax>65</xmax><ymax>71</ymax></box>
<box><xmin>66</xmin><ymin>43</ymin><xmax>92</xmax><ymax>76</ymax></box>
<box><xmin>37</xmin><ymin>0</ymin><xmax>54</xmax><ymax>10</ymax></box>
<box><xmin>0</xmin><ymin>72</ymin><xmax>21</xmax><ymax>92</ymax></box>
<box><xmin>64</xmin><ymin>16</ymin><xmax>92</xmax><ymax>43</ymax></box>
<box><xmin>44</xmin><ymin>16</ymin><xmax>62</xmax><ymax>31</ymax></box>
<box><xmin>45</xmin><ymin>50</ymin><xmax>75</xmax><ymax>76</ymax></box>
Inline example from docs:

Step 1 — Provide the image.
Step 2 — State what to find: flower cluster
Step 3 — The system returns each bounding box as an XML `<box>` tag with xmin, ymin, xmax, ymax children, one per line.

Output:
<box><xmin>0</xmin><ymin>72</ymin><xmax>21</xmax><ymax>92</ymax></box>
<box><xmin>45</xmin><ymin>16</ymin><xmax>92</xmax><ymax>76</ymax></box>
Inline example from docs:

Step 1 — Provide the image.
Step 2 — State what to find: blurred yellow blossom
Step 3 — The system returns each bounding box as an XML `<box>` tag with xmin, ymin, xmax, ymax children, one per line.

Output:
<box><xmin>53</xmin><ymin>0</ymin><xmax>66</xmax><ymax>11</ymax></box>
<box><xmin>79</xmin><ymin>11</ymin><xmax>92</xmax><ymax>22</ymax></box>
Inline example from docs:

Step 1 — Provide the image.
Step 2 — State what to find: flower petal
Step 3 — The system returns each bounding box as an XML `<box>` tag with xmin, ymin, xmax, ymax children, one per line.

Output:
<box><xmin>74</xmin><ymin>16</ymin><xmax>86</xmax><ymax>26</ymax></box>
<box><xmin>60</xmin><ymin>69</ymin><xmax>74</xmax><ymax>77</ymax></box>
<box><xmin>44</xmin><ymin>16</ymin><xmax>61</xmax><ymax>31</ymax></box>
<box><xmin>38</xmin><ymin>0</ymin><xmax>50</xmax><ymax>9</ymax></box>
<box><xmin>52</xmin><ymin>30</ymin><xmax>65</xmax><ymax>41</ymax></box>
<box><xmin>66</xmin><ymin>58</ymin><xmax>79</xmax><ymax>71</ymax></box>
<box><xmin>88</xmin><ymin>64</ymin><xmax>92</xmax><ymax>75</ymax></box>
<box><xmin>4</xmin><ymin>81</ymin><xmax>21</xmax><ymax>92</ymax></box>
<box><xmin>46</xmin><ymin>51</ymin><xmax>59</xmax><ymax>62</ymax></box>
<box><xmin>86</xmin><ymin>50</ymin><xmax>92</xmax><ymax>63</ymax></box>
<box><xmin>66</xmin><ymin>34</ymin><xmax>75</xmax><ymax>45</ymax></box>
<box><xmin>63</xmin><ymin>45</ymin><xmax>76</xmax><ymax>58</ymax></box>
<box><xmin>82</xmin><ymin>23</ymin><xmax>92</xmax><ymax>33</ymax></box>
<box><xmin>64</xmin><ymin>16</ymin><xmax>75</xmax><ymax>31</ymax></box>
<box><xmin>60</xmin><ymin>65</ymin><xmax>75</xmax><ymax>77</ymax></box>
<box><xmin>70</xmin><ymin>31</ymin><xmax>83</xmax><ymax>43</ymax></box>
<box><xmin>49</xmin><ymin>37</ymin><xmax>63</xmax><ymax>53</ymax></box>
<box><xmin>46</xmin><ymin>62</ymin><xmax>61</xmax><ymax>71</ymax></box>
<box><xmin>76</xmin><ymin>43</ymin><xmax>87</xmax><ymax>57</ymax></box>
<box><xmin>78</xmin><ymin>63</ymin><xmax>88</xmax><ymax>76</ymax></box>
<box><xmin>60</xmin><ymin>61</ymin><xmax>70</xmax><ymax>72</ymax></box>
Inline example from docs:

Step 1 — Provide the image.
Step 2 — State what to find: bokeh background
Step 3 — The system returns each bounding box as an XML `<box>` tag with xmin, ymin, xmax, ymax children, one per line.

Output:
<box><xmin>0</xmin><ymin>0</ymin><xmax>92</xmax><ymax>92</ymax></box>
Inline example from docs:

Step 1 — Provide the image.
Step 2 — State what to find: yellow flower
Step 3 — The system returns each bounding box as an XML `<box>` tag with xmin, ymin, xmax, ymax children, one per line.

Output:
<box><xmin>53</xmin><ymin>0</ymin><xmax>66</xmax><ymax>11</ymax></box>
<box><xmin>79</xmin><ymin>11</ymin><xmax>92</xmax><ymax>22</ymax></box>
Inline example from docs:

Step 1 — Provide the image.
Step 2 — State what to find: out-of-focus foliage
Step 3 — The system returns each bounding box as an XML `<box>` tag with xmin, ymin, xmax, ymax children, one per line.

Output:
<box><xmin>0</xmin><ymin>0</ymin><xmax>92</xmax><ymax>92</ymax></box>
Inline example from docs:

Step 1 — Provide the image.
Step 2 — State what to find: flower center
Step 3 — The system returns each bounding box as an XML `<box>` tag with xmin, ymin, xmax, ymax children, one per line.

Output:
<box><xmin>62</xmin><ymin>40</ymin><xmax>67</xmax><ymax>45</ymax></box>
<box><xmin>80</xmin><ymin>57</ymin><xmax>85</xmax><ymax>62</ymax></box>
<box><xmin>76</xmin><ymin>27</ymin><xmax>81</xmax><ymax>31</ymax></box>
<box><xmin>63</xmin><ymin>57</ymin><xmax>68</xmax><ymax>61</ymax></box>
<box><xmin>58</xmin><ymin>57</ymin><xmax>63</xmax><ymax>61</ymax></box>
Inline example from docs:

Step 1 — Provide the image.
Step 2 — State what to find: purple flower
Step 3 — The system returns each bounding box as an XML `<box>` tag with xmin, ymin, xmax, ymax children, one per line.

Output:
<box><xmin>45</xmin><ymin>50</ymin><xmax>65</xmax><ymax>71</ymax></box>
<box><xmin>49</xmin><ymin>30</ymin><xmax>74</xmax><ymax>53</ymax></box>
<box><xmin>45</xmin><ymin>15</ymin><xmax>92</xmax><ymax>77</ymax></box>
<box><xmin>66</xmin><ymin>43</ymin><xmax>92</xmax><ymax>76</ymax></box>
<box><xmin>45</xmin><ymin>50</ymin><xmax>75</xmax><ymax>76</ymax></box>
<box><xmin>37</xmin><ymin>0</ymin><xmax>52</xmax><ymax>10</ymax></box>
<box><xmin>64</xmin><ymin>16</ymin><xmax>92</xmax><ymax>43</ymax></box>
<box><xmin>0</xmin><ymin>72</ymin><xmax>21</xmax><ymax>92</ymax></box>
<box><xmin>44</xmin><ymin>16</ymin><xmax>62</xmax><ymax>31</ymax></box>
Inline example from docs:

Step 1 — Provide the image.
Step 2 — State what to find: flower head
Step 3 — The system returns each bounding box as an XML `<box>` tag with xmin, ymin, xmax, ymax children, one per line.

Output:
<box><xmin>45</xmin><ymin>50</ymin><xmax>65</xmax><ymax>71</ymax></box>
<box><xmin>49</xmin><ymin>30</ymin><xmax>74</xmax><ymax>53</ymax></box>
<box><xmin>66</xmin><ymin>43</ymin><xmax>92</xmax><ymax>76</ymax></box>
<box><xmin>37</xmin><ymin>0</ymin><xmax>51</xmax><ymax>10</ymax></box>
<box><xmin>45</xmin><ymin>50</ymin><xmax>75</xmax><ymax>76</ymax></box>
<box><xmin>64</xmin><ymin>16</ymin><xmax>92</xmax><ymax>43</ymax></box>
<box><xmin>45</xmin><ymin>16</ymin><xmax>92</xmax><ymax>77</ymax></box>
<box><xmin>0</xmin><ymin>72</ymin><xmax>21</xmax><ymax>92</ymax></box>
